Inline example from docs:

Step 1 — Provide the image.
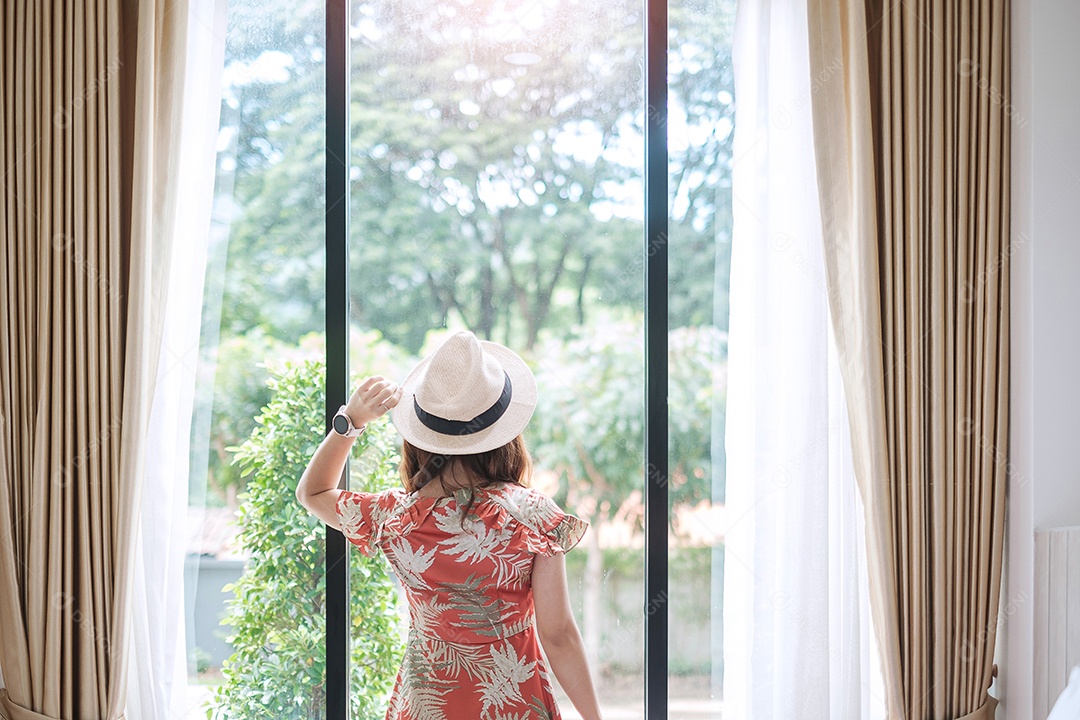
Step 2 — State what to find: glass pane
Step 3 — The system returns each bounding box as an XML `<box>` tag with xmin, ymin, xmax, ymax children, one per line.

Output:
<box><xmin>186</xmin><ymin>0</ymin><xmax>327</xmax><ymax>717</ymax></box>
<box><xmin>668</xmin><ymin>0</ymin><xmax>736</xmax><ymax>716</ymax></box>
<box><xmin>347</xmin><ymin>0</ymin><xmax>645</xmax><ymax>717</ymax></box>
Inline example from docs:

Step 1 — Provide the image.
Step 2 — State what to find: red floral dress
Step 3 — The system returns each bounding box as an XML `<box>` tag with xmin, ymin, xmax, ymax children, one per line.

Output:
<box><xmin>336</xmin><ymin>482</ymin><xmax>588</xmax><ymax>720</ymax></box>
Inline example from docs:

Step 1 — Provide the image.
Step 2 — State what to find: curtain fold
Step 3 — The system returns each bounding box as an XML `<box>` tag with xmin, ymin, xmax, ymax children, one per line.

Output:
<box><xmin>0</xmin><ymin>1</ymin><xmax>197</xmax><ymax>718</ymax></box>
<box><xmin>723</xmin><ymin>0</ymin><xmax>884</xmax><ymax>716</ymax></box>
<box><xmin>806</xmin><ymin>1</ymin><xmax>1011</xmax><ymax>718</ymax></box>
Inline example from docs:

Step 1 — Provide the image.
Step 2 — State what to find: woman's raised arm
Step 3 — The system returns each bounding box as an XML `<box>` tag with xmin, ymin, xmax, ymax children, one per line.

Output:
<box><xmin>295</xmin><ymin>376</ymin><xmax>400</xmax><ymax>527</ymax></box>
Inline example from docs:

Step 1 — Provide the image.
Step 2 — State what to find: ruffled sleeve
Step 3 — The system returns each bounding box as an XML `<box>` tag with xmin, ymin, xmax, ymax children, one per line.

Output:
<box><xmin>495</xmin><ymin>487</ymin><xmax>589</xmax><ymax>556</ymax></box>
<box><xmin>336</xmin><ymin>490</ymin><xmax>398</xmax><ymax>556</ymax></box>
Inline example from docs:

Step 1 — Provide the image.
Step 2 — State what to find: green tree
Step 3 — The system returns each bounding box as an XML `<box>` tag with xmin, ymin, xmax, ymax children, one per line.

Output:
<box><xmin>209</xmin><ymin>0</ymin><xmax>735</xmax><ymax>355</ymax></box>
<box><xmin>668</xmin><ymin>0</ymin><xmax>737</xmax><ymax>331</ymax></box>
<box><xmin>347</xmin><ymin>0</ymin><xmax>646</xmax><ymax>351</ymax></box>
<box><xmin>211</xmin><ymin>359</ymin><xmax>404</xmax><ymax>720</ymax></box>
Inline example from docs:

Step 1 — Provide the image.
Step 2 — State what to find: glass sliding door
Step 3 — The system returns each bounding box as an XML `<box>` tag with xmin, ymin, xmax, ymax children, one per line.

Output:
<box><xmin>185</xmin><ymin>0</ymin><xmax>330</xmax><ymax>717</ymax></box>
<box><xmin>178</xmin><ymin>0</ymin><xmax>737</xmax><ymax>716</ymax></box>
<box><xmin>334</xmin><ymin>0</ymin><xmax>649</xmax><ymax>717</ymax></box>
<box><xmin>666</xmin><ymin>0</ymin><xmax>735</xmax><ymax>716</ymax></box>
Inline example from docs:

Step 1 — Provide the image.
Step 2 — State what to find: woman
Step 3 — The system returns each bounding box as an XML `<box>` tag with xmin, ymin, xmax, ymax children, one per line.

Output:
<box><xmin>296</xmin><ymin>330</ymin><xmax>603</xmax><ymax>720</ymax></box>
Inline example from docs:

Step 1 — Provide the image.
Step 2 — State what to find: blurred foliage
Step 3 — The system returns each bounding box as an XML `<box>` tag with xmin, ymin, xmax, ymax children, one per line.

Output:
<box><xmin>210</xmin><ymin>0</ymin><xmax>734</xmax><ymax>354</ymax></box>
<box><xmin>210</xmin><ymin>359</ymin><xmax>404</xmax><ymax>719</ymax></box>
<box><xmin>529</xmin><ymin>321</ymin><xmax>724</xmax><ymax>528</ymax></box>
<box><xmin>668</xmin><ymin>0</ymin><xmax>737</xmax><ymax>330</ymax></box>
<box><xmin>196</xmin><ymin>329</ymin><xmax>288</xmax><ymax>507</ymax></box>
<box><xmin>192</xmin><ymin>646</ymin><xmax>213</xmax><ymax>675</ymax></box>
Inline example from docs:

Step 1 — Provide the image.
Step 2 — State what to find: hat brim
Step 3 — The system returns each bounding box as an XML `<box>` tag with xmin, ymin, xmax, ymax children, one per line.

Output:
<box><xmin>390</xmin><ymin>341</ymin><xmax>537</xmax><ymax>455</ymax></box>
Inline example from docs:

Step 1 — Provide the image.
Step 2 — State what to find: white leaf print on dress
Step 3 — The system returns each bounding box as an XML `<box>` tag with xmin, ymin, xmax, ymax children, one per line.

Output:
<box><xmin>409</xmin><ymin>596</ymin><xmax>453</xmax><ymax>638</ymax></box>
<box><xmin>387</xmin><ymin>537</ymin><xmax>437</xmax><ymax>590</ymax></box>
<box><xmin>497</xmin><ymin>487</ymin><xmax>562</xmax><ymax>529</ymax></box>
<box><xmin>433</xmin><ymin>508</ymin><xmax>511</xmax><ymax>559</ymax></box>
<box><xmin>477</xmin><ymin>641</ymin><xmax>536</xmax><ymax>717</ymax></box>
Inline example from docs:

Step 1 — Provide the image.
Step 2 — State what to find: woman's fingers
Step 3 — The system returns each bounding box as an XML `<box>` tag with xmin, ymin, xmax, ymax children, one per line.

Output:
<box><xmin>355</xmin><ymin>376</ymin><xmax>387</xmax><ymax>395</ymax></box>
<box><xmin>380</xmin><ymin>385</ymin><xmax>404</xmax><ymax>407</ymax></box>
<box><xmin>349</xmin><ymin>377</ymin><xmax>381</xmax><ymax>405</ymax></box>
<box><xmin>372</xmin><ymin>383</ymin><xmax>397</xmax><ymax>410</ymax></box>
<box><xmin>357</xmin><ymin>375</ymin><xmax>385</xmax><ymax>392</ymax></box>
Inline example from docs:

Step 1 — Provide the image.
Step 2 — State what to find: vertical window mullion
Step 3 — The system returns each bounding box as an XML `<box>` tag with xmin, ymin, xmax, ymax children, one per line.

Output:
<box><xmin>325</xmin><ymin>0</ymin><xmax>351</xmax><ymax>718</ymax></box>
<box><xmin>644</xmin><ymin>0</ymin><xmax>669</xmax><ymax>716</ymax></box>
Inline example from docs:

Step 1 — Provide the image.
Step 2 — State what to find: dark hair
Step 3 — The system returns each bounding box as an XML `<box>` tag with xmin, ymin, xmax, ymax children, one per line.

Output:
<box><xmin>399</xmin><ymin>435</ymin><xmax>532</xmax><ymax>519</ymax></box>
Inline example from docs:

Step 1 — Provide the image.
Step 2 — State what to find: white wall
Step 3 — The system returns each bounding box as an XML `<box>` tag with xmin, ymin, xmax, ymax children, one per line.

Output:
<box><xmin>1005</xmin><ymin>0</ymin><xmax>1080</xmax><ymax>717</ymax></box>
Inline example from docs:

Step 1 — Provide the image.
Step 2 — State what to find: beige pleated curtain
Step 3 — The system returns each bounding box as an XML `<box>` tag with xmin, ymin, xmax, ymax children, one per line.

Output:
<box><xmin>807</xmin><ymin>1</ymin><xmax>1010</xmax><ymax>719</ymax></box>
<box><xmin>0</xmin><ymin>1</ymin><xmax>191</xmax><ymax>718</ymax></box>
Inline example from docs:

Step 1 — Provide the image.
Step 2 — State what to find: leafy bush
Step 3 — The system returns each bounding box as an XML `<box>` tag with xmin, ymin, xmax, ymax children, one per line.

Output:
<box><xmin>210</xmin><ymin>358</ymin><xmax>404</xmax><ymax>720</ymax></box>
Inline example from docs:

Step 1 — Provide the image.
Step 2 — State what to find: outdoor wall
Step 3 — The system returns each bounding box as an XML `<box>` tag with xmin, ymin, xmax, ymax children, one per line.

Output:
<box><xmin>1005</xmin><ymin>0</ymin><xmax>1080</xmax><ymax>717</ymax></box>
<box><xmin>564</xmin><ymin>547</ymin><xmax>717</xmax><ymax>675</ymax></box>
<box><xmin>186</xmin><ymin>556</ymin><xmax>247</xmax><ymax>668</ymax></box>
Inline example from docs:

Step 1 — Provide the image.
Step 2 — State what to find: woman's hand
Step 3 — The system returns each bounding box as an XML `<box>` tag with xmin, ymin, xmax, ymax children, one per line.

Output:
<box><xmin>344</xmin><ymin>375</ymin><xmax>404</xmax><ymax>429</ymax></box>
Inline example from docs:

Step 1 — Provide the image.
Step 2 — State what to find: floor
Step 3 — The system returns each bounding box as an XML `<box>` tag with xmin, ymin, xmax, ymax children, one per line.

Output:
<box><xmin>561</xmin><ymin>698</ymin><xmax>724</xmax><ymax>719</ymax></box>
<box><xmin>185</xmin><ymin>683</ymin><xmax>724</xmax><ymax>718</ymax></box>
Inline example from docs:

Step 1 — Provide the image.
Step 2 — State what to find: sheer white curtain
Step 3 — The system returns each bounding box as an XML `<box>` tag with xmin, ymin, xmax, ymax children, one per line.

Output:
<box><xmin>722</xmin><ymin>0</ymin><xmax>883</xmax><ymax>717</ymax></box>
<box><xmin>126</xmin><ymin>2</ymin><xmax>228</xmax><ymax>718</ymax></box>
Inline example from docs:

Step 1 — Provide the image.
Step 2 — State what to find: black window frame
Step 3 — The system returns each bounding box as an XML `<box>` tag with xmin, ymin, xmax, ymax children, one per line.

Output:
<box><xmin>322</xmin><ymin>0</ymin><xmax>669</xmax><ymax>715</ymax></box>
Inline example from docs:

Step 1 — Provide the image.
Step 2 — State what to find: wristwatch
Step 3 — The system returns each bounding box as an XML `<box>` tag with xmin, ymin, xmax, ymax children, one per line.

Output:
<box><xmin>332</xmin><ymin>405</ymin><xmax>366</xmax><ymax>438</ymax></box>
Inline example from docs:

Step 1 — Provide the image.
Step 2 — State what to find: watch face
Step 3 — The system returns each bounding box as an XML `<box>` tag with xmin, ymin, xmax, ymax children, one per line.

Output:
<box><xmin>333</xmin><ymin>413</ymin><xmax>350</xmax><ymax>435</ymax></box>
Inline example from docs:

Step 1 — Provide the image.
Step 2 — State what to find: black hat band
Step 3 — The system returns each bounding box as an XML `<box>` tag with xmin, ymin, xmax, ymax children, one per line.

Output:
<box><xmin>413</xmin><ymin>371</ymin><xmax>513</xmax><ymax>437</ymax></box>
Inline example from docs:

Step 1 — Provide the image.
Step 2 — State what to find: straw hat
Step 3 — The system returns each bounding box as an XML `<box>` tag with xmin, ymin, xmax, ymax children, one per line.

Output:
<box><xmin>390</xmin><ymin>331</ymin><xmax>537</xmax><ymax>454</ymax></box>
